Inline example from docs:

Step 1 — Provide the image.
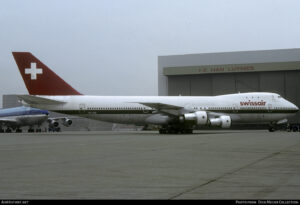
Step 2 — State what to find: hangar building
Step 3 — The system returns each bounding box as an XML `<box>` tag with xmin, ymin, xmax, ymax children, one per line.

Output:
<box><xmin>158</xmin><ymin>48</ymin><xmax>300</xmax><ymax>123</ymax></box>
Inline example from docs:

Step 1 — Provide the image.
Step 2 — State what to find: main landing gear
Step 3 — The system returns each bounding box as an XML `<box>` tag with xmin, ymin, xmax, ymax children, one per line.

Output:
<box><xmin>0</xmin><ymin>128</ymin><xmax>21</xmax><ymax>133</ymax></box>
<box><xmin>159</xmin><ymin>127</ymin><xmax>193</xmax><ymax>134</ymax></box>
<box><xmin>28</xmin><ymin>128</ymin><xmax>42</xmax><ymax>132</ymax></box>
<box><xmin>0</xmin><ymin>127</ymin><xmax>45</xmax><ymax>133</ymax></box>
<box><xmin>1</xmin><ymin>128</ymin><xmax>12</xmax><ymax>133</ymax></box>
<box><xmin>268</xmin><ymin>126</ymin><xmax>275</xmax><ymax>132</ymax></box>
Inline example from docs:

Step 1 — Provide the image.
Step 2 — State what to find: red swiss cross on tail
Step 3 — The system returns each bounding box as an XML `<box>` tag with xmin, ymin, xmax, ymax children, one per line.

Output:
<box><xmin>12</xmin><ymin>52</ymin><xmax>82</xmax><ymax>95</ymax></box>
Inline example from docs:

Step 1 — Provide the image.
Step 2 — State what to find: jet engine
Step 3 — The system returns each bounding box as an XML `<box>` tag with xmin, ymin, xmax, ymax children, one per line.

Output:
<box><xmin>49</xmin><ymin>120</ymin><xmax>59</xmax><ymax>127</ymax></box>
<box><xmin>209</xmin><ymin>115</ymin><xmax>231</xmax><ymax>128</ymax></box>
<box><xmin>181</xmin><ymin>111</ymin><xmax>208</xmax><ymax>125</ymax></box>
<box><xmin>62</xmin><ymin>118</ymin><xmax>72</xmax><ymax>127</ymax></box>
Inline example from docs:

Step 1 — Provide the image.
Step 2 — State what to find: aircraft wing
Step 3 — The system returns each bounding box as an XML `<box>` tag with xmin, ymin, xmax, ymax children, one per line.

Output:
<box><xmin>136</xmin><ymin>102</ymin><xmax>184</xmax><ymax>116</ymax></box>
<box><xmin>17</xmin><ymin>95</ymin><xmax>65</xmax><ymax>105</ymax></box>
<box><xmin>138</xmin><ymin>102</ymin><xmax>183</xmax><ymax>110</ymax></box>
<box><xmin>138</xmin><ymin>103</ymin><xmax>229</xmax><ymax>118</ymax></box>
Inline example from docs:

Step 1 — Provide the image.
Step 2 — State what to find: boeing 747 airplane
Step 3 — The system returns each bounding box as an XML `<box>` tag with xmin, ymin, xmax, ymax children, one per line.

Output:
<box><xmin>12</xmin><ymin>52</ymin><xmax>299</xmax><ymax>134</ymax></box>
<box><xmin>0</xmin><ymin>106</ymin><xmax>73</xmax><ymax>133</ymax></box>
<box><xmin>0</xmin><ymin>106</ymin><xmax>48</xmax><ymax>132</ymax></box>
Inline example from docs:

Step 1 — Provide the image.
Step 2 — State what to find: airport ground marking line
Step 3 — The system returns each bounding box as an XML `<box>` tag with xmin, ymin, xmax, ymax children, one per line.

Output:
<box><xmin>169</xmin><ymin>141</ymin><xmax>300</xmax><ymax>199</ymax></box>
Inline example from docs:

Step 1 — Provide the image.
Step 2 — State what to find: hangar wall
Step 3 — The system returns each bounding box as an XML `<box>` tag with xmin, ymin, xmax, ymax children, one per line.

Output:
<box><xmin>158</xmin><ymin>49</ymin><xmax>300</xmax><ymax>123</ymax></box>
<box><xmin>168</xmin><ymin>71</ymin><xmax>300</xmax><ymax>98</ymax></box>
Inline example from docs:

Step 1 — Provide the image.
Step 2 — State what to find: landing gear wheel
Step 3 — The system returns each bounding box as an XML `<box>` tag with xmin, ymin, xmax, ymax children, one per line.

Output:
<box><xmin>28</xmin><ymin>128</ymin><xmax>34</xmax><ymax>133</ymax></box>
<box><xmin>5</xmin><ymin>128</ymin><xmax>12</xmax><ymax>133</ymax></box>
<box><xmin>185</xmin><ymin>129</ymin><xmax>193</xmax><ymax>134</ymax></box>
<box><xmin>159</xmin><ymin>129</ymin><xmax>167</xmax><ymax>134</ymax></box>
<box><xmin>159</xmin><ymin>128</ymin><xmax>193</xmax><ymax>134</ymax></box>
<box><xmin>268</xmin><ymin>127</ymin><xmax>275</xmax><ymax>132</ymax></box>
<box><xmin>16</xmin><ymin>128</ymin><xmax>22</xmax><ymax>133</ymax></box>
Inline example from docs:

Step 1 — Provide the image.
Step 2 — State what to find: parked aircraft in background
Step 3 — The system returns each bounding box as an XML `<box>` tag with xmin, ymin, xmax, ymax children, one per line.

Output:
<box><xmin>0</xmin><ymin>106</ymin><xmax>72</xmax><ymax>133</ymax></box>
<box><xmin>12</xmin><ymin>52</ymin><xmax>299</xmax><ymax>134</ymax></box>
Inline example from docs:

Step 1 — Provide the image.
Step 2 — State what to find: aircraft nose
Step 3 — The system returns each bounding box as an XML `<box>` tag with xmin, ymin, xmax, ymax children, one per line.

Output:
<box><xmin>290</xmin><ymin>102</ymin><xmax>299</xmax><ymax>112</ymax></box>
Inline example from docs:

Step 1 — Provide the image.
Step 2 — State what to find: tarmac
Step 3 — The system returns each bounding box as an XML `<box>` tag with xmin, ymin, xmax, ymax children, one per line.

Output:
<box><xmin>0</xmin><ymin>130</ymin><xmax>299</xmax><ymax>199</ymax></box>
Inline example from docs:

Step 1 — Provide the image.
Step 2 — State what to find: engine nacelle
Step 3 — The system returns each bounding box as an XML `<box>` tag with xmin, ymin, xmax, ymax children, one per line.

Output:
<box><xmin>145</xmin><ymin>114</ymin><xmax>171</xmax><ymax>125</ymax></box>
<box><xmin>62</xmin><ymin>118</ymin><xmax>72</xmax><ymax>127</ymax></box>
<box><xmin>183</xmin><ymin>111</ymin><xmax>208</xmax><ymax>125</ymax></box>
<box><xmin>209</xmin><ymin>115</ymin><xmax>231</xmax><ymax>128</ymax></box>
<box><xmin>49</xmin><ymin>120</ymin><xmax>59</xmax><ymax>127</ymax></box>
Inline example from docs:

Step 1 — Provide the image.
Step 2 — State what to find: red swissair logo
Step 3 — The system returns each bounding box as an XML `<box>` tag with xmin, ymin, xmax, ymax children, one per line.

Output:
<box><xmin>240</xmin><ymin>101</ymin><xmax>266</xmax><ymax>106</ymax></box>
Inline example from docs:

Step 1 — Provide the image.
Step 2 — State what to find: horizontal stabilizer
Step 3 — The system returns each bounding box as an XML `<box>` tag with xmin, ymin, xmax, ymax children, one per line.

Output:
<box><xmin>17</xmin><ymin>95</ymin><xmax>65</xmax><ymax>105</ymax></box>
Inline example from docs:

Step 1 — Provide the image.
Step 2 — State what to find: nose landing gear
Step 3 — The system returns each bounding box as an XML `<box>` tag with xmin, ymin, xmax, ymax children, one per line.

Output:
<box><xmin>268</xmin><ymin>123</ymin><xmax>300</xmax><ymax>132</ymax></box>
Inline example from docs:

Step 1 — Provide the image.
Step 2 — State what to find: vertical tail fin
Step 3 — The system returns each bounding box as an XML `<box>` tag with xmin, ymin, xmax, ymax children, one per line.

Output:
<box><xmin>12</xmin><ymin>52</ymin><xmax>82</xmax><ymax>95</ymax></box>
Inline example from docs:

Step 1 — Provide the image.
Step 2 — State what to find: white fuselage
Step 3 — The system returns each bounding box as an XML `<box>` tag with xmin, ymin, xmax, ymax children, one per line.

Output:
<box><xmin>26</xmin><ymin>92</ymin><xmax>298</xmax><ymax>126</ymax></box>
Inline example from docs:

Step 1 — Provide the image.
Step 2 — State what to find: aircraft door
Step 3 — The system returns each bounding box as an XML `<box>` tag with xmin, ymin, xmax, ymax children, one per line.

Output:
<box><xmin>79</xmin><ymin>103</ymin><xmax>86</xmax><ymax>114</ymax></box>
<box><xmin>233</xmin><ymin>103</ymin><xmax>239</xmax><ymax>113</ymax></box>
<box><xmin>267</xmin><ymin>103</ymin><xmax>272</xmax><ymax>113</ymax></box>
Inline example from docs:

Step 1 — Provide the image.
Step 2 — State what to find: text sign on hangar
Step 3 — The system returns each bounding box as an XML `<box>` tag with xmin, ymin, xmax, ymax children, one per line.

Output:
<box><xmin>163</xmin><ymin>61</ymin><xmax>300</xmax><ymax>76</ymax></box>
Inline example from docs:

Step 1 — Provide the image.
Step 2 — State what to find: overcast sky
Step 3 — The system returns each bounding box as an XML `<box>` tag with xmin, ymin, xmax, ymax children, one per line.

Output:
<box><xmin>1</xmin><ymin>0</ymin><xmax>300</xmax><ymax>107</ymax></box>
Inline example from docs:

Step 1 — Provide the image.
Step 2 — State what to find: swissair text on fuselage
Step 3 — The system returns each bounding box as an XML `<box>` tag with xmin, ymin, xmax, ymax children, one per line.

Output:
<box><xmin>240</xmin><ymin>101</ymin><xmax>267</xmax><ymax>106</ymax></box>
